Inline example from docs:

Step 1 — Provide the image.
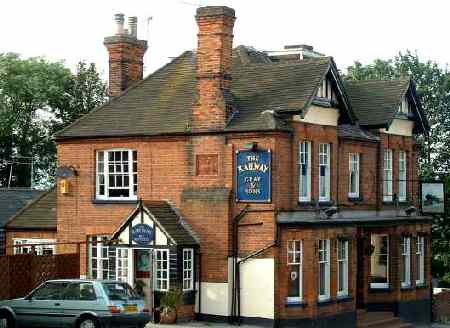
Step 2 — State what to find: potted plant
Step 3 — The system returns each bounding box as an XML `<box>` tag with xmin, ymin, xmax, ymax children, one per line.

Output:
<box><xmin>159</xmin><ymin>288</ymin><xmax>182</xmax><ymax>324</ymax></box>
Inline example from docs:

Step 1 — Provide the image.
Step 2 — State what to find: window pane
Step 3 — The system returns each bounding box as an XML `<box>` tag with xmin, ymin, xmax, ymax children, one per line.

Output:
<box><xmin>370</xmin><ymin>235</ymin><xmax>389</xmax><ymax>285</ymax></box>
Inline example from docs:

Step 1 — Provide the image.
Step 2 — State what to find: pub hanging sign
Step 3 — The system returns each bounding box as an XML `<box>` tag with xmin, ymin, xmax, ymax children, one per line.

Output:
<box><xmin>235</xmin><ymin>149</ymin><xmax>272</xmax><ymax>203</ymax></box>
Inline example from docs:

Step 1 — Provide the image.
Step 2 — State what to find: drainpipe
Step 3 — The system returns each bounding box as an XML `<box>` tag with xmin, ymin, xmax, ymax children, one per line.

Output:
<box><xmin>198</xmin><ymin>252</ymin><xmax>202</xmax><ymax>319</ymax></box>
<box><xmin>376</xmin><ymin>136</ymin><xmax>382</xmax><ymax>213</ymax></box>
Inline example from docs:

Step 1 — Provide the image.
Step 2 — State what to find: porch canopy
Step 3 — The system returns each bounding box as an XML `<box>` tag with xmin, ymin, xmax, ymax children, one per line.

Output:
<box><xmin>110</xmin><ymin>200</ymin><xmax>199</xmax><ymax>248</ymax></box>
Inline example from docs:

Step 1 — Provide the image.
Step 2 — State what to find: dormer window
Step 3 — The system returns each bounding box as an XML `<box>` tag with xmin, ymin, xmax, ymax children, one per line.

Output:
<box><xmin>316</xmin><ymin>78</ymin><xmax>336</xmax><ymax>101</ymax></box>
<box><xmin>96</xmin><ymin>149</ymin><xmax>137</xmax><ymax>200</ymax></box>
<box><xmin>399</xmin><ymin>98</ymin><xmax>410</xmax><ymax>115</ymax></box>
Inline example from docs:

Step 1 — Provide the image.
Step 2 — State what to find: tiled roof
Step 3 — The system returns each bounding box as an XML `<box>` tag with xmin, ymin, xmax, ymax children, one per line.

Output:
<box><xmin>6</xmin><ymin>188</ymin><xmax>56</xmax><ymax>230</ymax></box>
<box><xmin>344</xmin><ymin>79</ymin><xmax>410</xmax><ymax>127</ymax></box>
<box><xmin>338</xmin><ymin>124</ymin><xmax>379</xmax><ymax>142</ymax></box>
<box><xmin>55</xmin><ymin>48</ymin><xmax>333</xmax><ymax>139</ymax></box>
<box><xmin>0</xmin><ymin>189</ymin><xmax>44</xmax><ymax>228</ymax></box>
<box><xmin>144</xmin><ymin>201</ymin><xmax>199</xmax><ymax>246</ymax></box>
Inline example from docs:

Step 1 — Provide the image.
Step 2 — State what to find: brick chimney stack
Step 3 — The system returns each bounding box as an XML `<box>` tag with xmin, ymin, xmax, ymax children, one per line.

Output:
<box><xmin>193</xmin><ymin>6</ymin><xmax>236</xmax><ymax>131</ymax></box>
<box><xmin>104</xmin><ymin>14</ymin><xmax>148</xmax><ymax>98</ymax></box>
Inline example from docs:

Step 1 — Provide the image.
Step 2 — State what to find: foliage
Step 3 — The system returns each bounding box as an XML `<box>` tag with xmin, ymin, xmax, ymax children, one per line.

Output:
<box><xmin>159</xmin><ymin>288</ymin><xmax>182</xmax><ymax>313</ymax></box>
<box><xmin>346</xmin><ymin>51</ymin><xmax>450</xmax><ymax>275</ymax></box>
<box><xmin>0</xmin><ymin>53</ymin><xmax>107</xmax><ymax>188</ymax></box>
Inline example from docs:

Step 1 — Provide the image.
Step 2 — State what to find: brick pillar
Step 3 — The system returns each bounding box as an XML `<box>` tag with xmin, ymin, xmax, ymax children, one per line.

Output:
<box><xmin>104</xmin><ymin>14</ymin><xmax>148</xmax><ymax>98</ymax></box>
<box><xmin>193</xmin><ymin>6</ymin><xmax>236</xmax><ymax>131</ymax></box>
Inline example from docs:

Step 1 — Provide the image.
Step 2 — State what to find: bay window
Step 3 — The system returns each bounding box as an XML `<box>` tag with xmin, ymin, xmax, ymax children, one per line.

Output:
<box><xmin>400</xmin><ymin>236</ymin><xmax>411</xmax><ymax>287</ymax></box>
<box><xmin>319</xmin><ymin>144</ymin><xmax>330</xmax><ymax>202</ymax></box>
<box><xmin>299</xmin><ymin>142</ymin><xmax>311</xmax><ymax>202</ymax></box>
<box><xmin>399</xmin><ymin>151</ymin><xmax>407</xmax><ymax>201</ymax></box>
<box><xmin>416</xmin><ymin>236</ymin><xmax>425</xmax><ymax>285</ymax></box>
<box><xmin>348</xmin><ymin>153</ymin><xmax>360</xmax><ymax>198</ymax></box>
<box><xmin>383</xmin><ymin>149</ymin><xmax>393</xmax><ymax>202</ymax></box>
<box><xmin>287</xmin><ymin>240</ymin><xmax>303</xmax><ymax>302</ymax></box>
<box><xmin>96</xmin><ymin>149</ymin><xmax>137</xmax><ymax>200</ymax></box>
<box><xmin>337</xmin><ymin>239</ymin><xmax>349</xmax><ymax>297</ymax></box>
<box><xmin>318</xmin><ymin>239</ymin><xmax>330</xmax><ymax>301</ymax></box>
<box><xmin>370</xmin><ymin>234</ymin><xmax>389</xmax><ymax>289</ymax></box>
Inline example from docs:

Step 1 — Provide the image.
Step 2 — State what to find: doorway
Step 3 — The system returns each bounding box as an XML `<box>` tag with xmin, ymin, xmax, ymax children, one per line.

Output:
<box><xmin>134</xmin><ymin>249</ymin><xmax>154</xmax><ymax>310</ymax></box>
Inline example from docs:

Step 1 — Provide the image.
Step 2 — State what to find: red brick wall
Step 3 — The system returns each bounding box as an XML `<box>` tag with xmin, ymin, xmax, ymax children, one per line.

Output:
<box><xmin>276</xmin><ymin>226</ymin><xmax>358</xmax><ymax>320</ymax></box>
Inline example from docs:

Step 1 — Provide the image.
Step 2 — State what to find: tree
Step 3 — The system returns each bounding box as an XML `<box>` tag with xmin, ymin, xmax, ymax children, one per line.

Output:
<box><xmin>0</xmin><ymin>53</ymin><xmax>107</xmax><ymax>188</ymax></box>
<box><xmin>346</xmin><ymin>51</ymin><xmax>450</xmax><ymax>277</ymax></box>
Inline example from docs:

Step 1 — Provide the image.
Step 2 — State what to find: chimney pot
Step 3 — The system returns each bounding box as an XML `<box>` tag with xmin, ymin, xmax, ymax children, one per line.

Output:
<box><xmin>129</xmin><ymin>16</ymin><xmax>138</xmax><ymax>38</ymax></box>
<box><xmin>114</xmin><ymin>13</ymin><xmax>125</xmax><ymax>35</ymax></box>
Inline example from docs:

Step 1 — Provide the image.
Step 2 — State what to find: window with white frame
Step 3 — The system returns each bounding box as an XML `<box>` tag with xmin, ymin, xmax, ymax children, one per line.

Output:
<box><xmin>416</xmin><ymin>236</ymin><xmax>425</xmax><ymax>285</ymax></box>
<box><xmin>13</xmin><ymin>238</ymin><xmax>56</xmax><ymax>256</ymax></box>
<box><xmin>299</xmin><ymin>142</ymin><xmax>311</xmax><ymax>202</ymax></box>
<box><xmin>155</xmin><ymin>249</ymin><xmax>169</xmax><ymax>291</ymax></box>
<box><xmin>96</xmin><ymin>149</ymin><xmax>137</xmax><ymax>200</ymax></box>
<box><xmin>399</xmin><ymin>98</ymin><xmax>409</xmax><ymax>115</ymax></box>
<box><xmin>348</xmin><ymin>153</ymin><xmax>360</xmax><ymax>198</ymax></box>
<box><xmin>287</xmin><ymin>240</ymin><xmax>303</xmax><ymax>302</ymax></box>
<box><xmin>316</xmin><ymin>78</ymin><xmax>336</xmax><ymax>101</ymax></box>
<box><xmin>337</xmin><ymin>239</ymin><xmax>349</xmax><ymax>297</ymax></box>
<box><xmin>318</xmin><ymin>239</ymin><xmax>330</xmax><ymax>301</ymax></box>
<box><xmin>399</xmin><ymin>151</ymin><xmax>407</xmax><ymax>202</ymax></box>
<box><xmin>89</xmin><ymin>236</ymin><xmax>115</xmax><ymax>280</ymax></box>
<box><xmin>370</xmin><ymin>234</ymin><xmax>389</xmax><ymax>289</ymax></box>
<box><xmin>183</xmin><ymin>249</ymin><xmax>194</xmax><ymax>291</ymax></box>
<box><xmin>400</xmin><ymin>237</ymin><xmax>411</xmax><ymax>287</ymax></box>
<box><xmin>383</xmin><ymin>149</ymin><xmax>393</xmax><ymax>202</ymax></box>
<box><xmin>319</xmin><ymin>144</ymin><xmax>331</xmax><ymax>202</ymax></box>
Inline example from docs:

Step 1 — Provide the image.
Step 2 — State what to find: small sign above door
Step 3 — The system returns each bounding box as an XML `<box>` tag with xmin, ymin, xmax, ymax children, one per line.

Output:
<box><xmin>132</xmin><ymin>224</ymin><xmax>154</xmax><ymax>245</ymax></box>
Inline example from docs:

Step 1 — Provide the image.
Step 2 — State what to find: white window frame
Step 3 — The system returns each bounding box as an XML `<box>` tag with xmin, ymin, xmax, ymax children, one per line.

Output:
<box><xmin>383</xmin><ymin>149</ymin><xmax>393</xmax><ymax>202</ymax></box>
<box><xmin>399</xmin><ymin>151</ymin><xmax>407</xmax><ymax>202</ymax></box>
<box><xmin>337</xmin><ymin>240</ymin><xmax>349</xmax><ymax>297</ymax></box>
<box><xmin>183</xmin><ymin>248</ymin><xmax>194</xmax><ymax>291</ymax></box>
<box><xmin>318</xmin><ymin>239</ymin><xmax>330</xmax><ymax>301</ymax></box>
<box><xmin>400</xmin><ymin>237</ymin><xmax>411</xmax><ymax>288</ymax></box>
<box><xmin>96</xmin><ymin>149</ymin><xmax>137</xmax><ymax>201</ymax></box>
<box><xmin>13</xmin><ymin>238</ymin><xmax>56</xmax><ymax>256</ymax></box>
<box><xmin>155</xmin><ymin>249</ymin><xmax>170</xmax><ymax>292</ymax></box>
<box><xmin>298</xmin><ymin>142</ymin><xmax>311</xmax><ymax>202</ymax></box>
<box><xmin>319</xmin><ymin>144</ymin><xmax>331</xmax><ymax>202</ymax></box>
<box><xmin>370</xmin><ymin>234</ymin><xmax>390</xmax><ymax>289</ymax></box>
<box><xmin>287</xmin><ymin>240</ymin><xmax>303</xmax><ymax>302</ymax></box>
<box><xmin>348</xmin><ymin>153</ymin><xmax>360</xmax><ymax>198</ymax></box>
<box><xmin>416</xmin><ymin>236</ymin><xmax>425</xmax><ymax>285</ymax></box>
<box><xmin>116</xmin><ymin>248</ymin><xmax>133</xmax><ymax>286</ymax></box>
<box><xmin>400</xmin><ymin>98</ymin><xmax>409</xmax><ymax>115</ymax></box>
<box><xmin>89</xmin><ymin>235</ymin><xmax>114</xmax><ymax>280</ymax></box>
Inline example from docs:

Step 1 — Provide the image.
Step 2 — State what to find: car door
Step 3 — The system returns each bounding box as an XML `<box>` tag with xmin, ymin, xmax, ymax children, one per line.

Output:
<box><xmin>61</xmin><ymin>282</ymin><xmax>102</xmax><ymax>327</ymax></box>
<box><xmin>14</xmin><ymin>281</ymin><xmax>68</xmax><ymax>328</ymax></box>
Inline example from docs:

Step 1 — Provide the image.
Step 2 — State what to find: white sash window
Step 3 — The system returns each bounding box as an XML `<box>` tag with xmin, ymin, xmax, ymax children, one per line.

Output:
<box><xmin>155</xmin><ymin>249</ymin><xmax>169</xmax><ymax>291</ymax></box>
<box><xmin>183</xmin><ymin>249</ymin><xmax>194</xmax><ymax>291</ymax></box>
<box><xmin>287</xmin><ymin>240</ymin><xmax>303</xmax><ymax>303</ymax></box>
<box><xmin>319</xmin><ymin>144</ymin><xmax>331</xmax><ymax>202</ymax></box>
<box><xmin>337</xmin><ymin>240</ymin><xmax>349</xmax><ymax>297</ymax></box>
<box><xmin>318</xmin><ymin>239</ymin><xmax>330</xmax><ymax>301</ymax></box>
<box><xmin>96</xmin><ymin>149</ymin><xmax>137</xmax><ymax>200</ymax></box>
<box><xmin>400</xmin><ymin>237</ymin><xmax>411</xmax><ymax>287</ymax></box>
<box><xmin>383</xmin><ymin>149</ymin><xmax>393</xmax><ymax>202</ymax></box>
<box><xmin>298</xmin><ymin>142</ymin><xmax>311</xmax><ymax>202</ymax></box>
<box><xmin>399</xmin><ymin>151</ymin><xmax>407</xmax><ymax>201</ymax></box>
<box><xmin>348</xmin><ymin>153</ymin><xmax>360</xmax><ymax>198</ymax></box>
<box><xmin>416</xmin><ymin>236</ymin><xmax>425</xmax><ymax>285</ymax></box>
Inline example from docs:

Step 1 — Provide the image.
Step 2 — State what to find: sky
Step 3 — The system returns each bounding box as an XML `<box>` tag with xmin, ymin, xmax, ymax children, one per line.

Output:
<box><xmin>0</xmin><ymin>0</ymin><xmax>448</xmax><ymax>79</ymax></box>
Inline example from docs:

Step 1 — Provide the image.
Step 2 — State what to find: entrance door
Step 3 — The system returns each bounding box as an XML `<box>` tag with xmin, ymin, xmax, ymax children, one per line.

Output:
<box><xmin>134</xmin><ymin>249</ymin><xmax>153</xmax><ymax>311</ymax></box>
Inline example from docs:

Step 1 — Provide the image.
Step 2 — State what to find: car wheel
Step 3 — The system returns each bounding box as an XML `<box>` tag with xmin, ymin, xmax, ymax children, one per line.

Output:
<box><xmin>0</xmin><ymin>312</ymin><xmax>13</xmax><ymax>328</ymax></box>
<box><xmin>77</xmin><ymin>316</ymin><xmax>99</xmax><ymax>328</ymax></box>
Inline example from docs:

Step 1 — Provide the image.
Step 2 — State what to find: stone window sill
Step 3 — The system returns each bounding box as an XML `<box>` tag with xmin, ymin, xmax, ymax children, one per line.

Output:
<box><xmin>369</xmin><ymin>285</ymin><xmax>393</xmax><ymax>293</ymax></box>
<box><xmin>336</xmin><ymin>295</ymin><xmax>353</xmax><ymax>303</ymax></box>
<box><xmin>285</xmin><ymin>300</ymin><xmax>307</xmax><ymax>308</ymax></box>
<box><xmin>416</xmin><ymin>283</ymin><xmax>428</xmax><ymax>289</ymax></box>
<box><xmin>348</xmin><ymin>197</ymin><xmax>363</xmax><ymax>203</ymax></box>
<box><xmin>317</xmin><ymin>298</ymin><xmax>334</xmax><ymax>306</ymax></box>
<box><xmin>92</xmin><ymin>199</ymin><xmax>138</xmax><ymax>205</ymax></box>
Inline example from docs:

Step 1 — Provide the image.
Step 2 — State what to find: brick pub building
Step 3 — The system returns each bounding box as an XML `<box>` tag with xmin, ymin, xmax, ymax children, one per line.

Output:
<box><xmin>54</xmin><ymin>6</ymin><xmax>432</xmax><ymax>327</ymax></box>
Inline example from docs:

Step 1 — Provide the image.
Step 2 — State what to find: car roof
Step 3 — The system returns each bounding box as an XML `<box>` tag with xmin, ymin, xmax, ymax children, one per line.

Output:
<box><xmin>45</xmin><ymin>279</ymin><xmax>126</xmax><ymax>284</ymax></box>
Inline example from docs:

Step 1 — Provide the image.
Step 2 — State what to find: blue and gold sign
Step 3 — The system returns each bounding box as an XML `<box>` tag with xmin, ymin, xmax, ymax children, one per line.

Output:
<box><xmin>132</xmin><ymin>223</ymin><xmax>154</xmax><ymax>245</ymax></box>
<box><xmin>236</xmin><ymin>149</ymin><xmax>272</xmax><ymax>202</ymax></box>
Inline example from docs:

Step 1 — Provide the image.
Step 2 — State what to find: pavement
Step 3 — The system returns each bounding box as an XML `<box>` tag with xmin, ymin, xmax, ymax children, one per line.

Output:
<box><xmin>146</xmin><ymin>321</ymin><xmax>450</xmax><ymax>328</ymax></box>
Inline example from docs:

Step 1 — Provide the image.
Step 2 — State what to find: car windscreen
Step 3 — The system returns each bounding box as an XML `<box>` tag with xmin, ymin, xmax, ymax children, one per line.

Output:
<box><xmin>102</xmin><ymin>282</ymin><xmax>140</xmax><ymax>301</ymax></box>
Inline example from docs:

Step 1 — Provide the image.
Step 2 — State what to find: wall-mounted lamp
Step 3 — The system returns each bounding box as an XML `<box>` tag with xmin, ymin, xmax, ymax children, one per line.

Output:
<box><xmin>245</xmin><ymin>142</ymin><xmax>258</xmax><ymax>151</ymax></box>
<box><xmin>56</xmin><ymin>166</ymin><xmax>77</xmax><ymax>195</ymax></box>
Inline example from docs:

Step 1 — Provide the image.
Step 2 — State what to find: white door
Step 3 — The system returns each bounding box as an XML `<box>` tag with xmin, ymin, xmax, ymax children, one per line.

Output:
<box><xmin>116</xmin><ymin>248</ymin><xmax>134</xmax><ymax>286</ymax></box>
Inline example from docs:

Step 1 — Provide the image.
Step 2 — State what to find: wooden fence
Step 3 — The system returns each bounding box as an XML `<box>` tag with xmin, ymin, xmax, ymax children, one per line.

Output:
<box><xmin>0</xmin><ymin>253</ymin><xmax>80</xmax><ymax>300</ymax></box>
